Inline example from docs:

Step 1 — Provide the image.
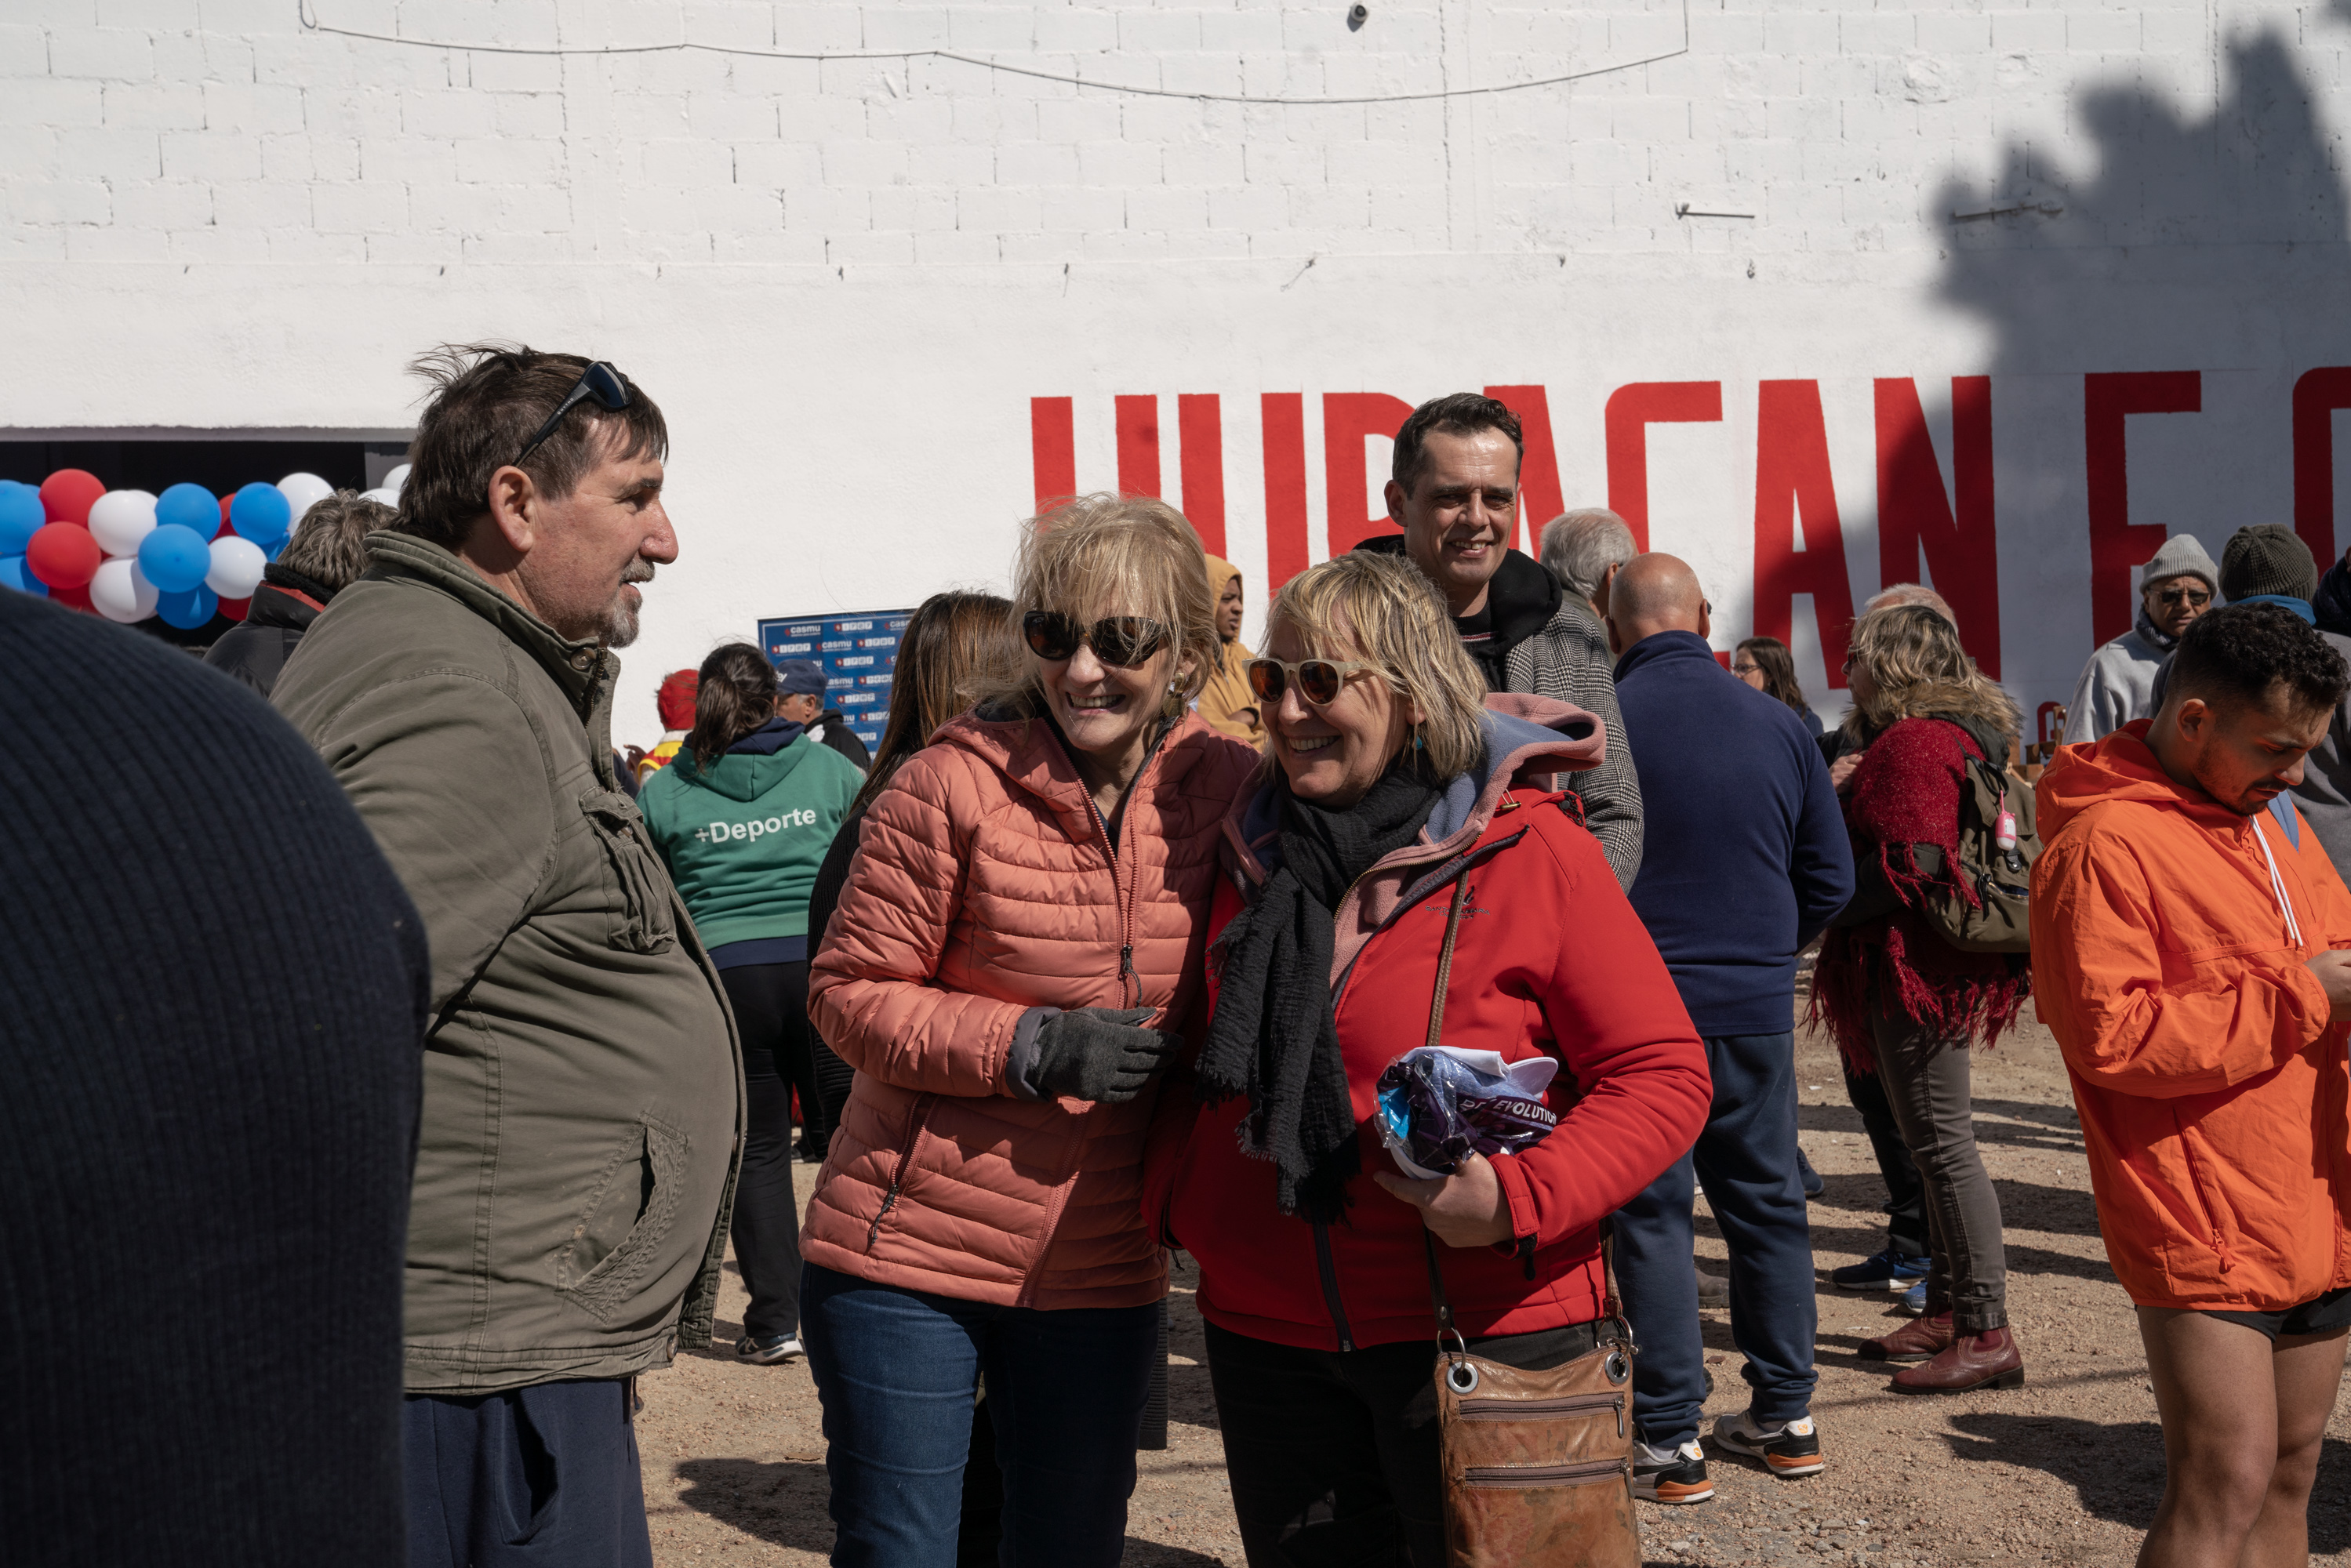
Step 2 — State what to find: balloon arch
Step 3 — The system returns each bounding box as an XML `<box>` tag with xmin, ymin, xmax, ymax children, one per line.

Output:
<box><xmin>0</xmin><ymin>469</ymin><xmax>403</xmax><ymax>628</ymax></box>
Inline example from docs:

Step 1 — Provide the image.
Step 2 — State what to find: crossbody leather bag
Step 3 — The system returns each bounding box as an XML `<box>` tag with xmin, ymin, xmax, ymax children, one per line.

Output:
<box><xmin>1418</xmin><ymin>870</ymin><xmax>1642</xmax><ymax>1568</ymax></box>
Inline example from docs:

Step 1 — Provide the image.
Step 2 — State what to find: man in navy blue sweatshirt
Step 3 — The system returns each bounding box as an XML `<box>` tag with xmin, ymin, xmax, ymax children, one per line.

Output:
<box><xmin>1602</xmin><ymin>554</ymin><xmax>1855</xmax><ymax>1504</ymax></box>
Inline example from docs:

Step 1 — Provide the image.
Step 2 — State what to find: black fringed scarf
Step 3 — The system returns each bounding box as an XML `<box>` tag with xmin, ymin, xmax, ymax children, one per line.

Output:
<box><xmin>1196</xmin><ymin>757</ymin><xmax>1441</xmax><ymax>1224</ymax></box>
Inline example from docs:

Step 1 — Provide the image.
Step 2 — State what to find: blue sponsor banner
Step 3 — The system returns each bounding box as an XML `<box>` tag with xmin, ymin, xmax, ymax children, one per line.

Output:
<box><xmin>758</xmin><ymin>608</ymin><xmax>915</xmax><ymax>754</ymax></box>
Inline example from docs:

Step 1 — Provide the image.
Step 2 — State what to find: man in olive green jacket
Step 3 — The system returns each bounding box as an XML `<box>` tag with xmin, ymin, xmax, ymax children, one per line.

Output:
<box><xmin>273</xmin><ymin>347</ymin><xmax>739</xmax><ymax>1568</ymax></box>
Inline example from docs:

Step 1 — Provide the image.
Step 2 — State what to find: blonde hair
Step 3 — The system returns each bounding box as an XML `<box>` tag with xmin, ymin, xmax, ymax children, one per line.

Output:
<box><xmin>1843</xmin><ymin>604</ymin><xmax>2019</xmax><ymax>746</ymax></box>
<box><xmin>972</xmin><ymin>494</ymin><xmax>1219</xmax><ymax>717</ymax></box>
<box><xmin>1263</xmin><ymin>552</ymin><xmax>1488</xmax><ymax>779</ymax></box>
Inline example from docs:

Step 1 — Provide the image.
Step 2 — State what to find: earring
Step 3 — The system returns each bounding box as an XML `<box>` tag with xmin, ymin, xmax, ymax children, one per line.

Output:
<box><xmin>1414</xmin><ymin>731</ymin><xmax>1425</xmax><ymax>752</ymax></box>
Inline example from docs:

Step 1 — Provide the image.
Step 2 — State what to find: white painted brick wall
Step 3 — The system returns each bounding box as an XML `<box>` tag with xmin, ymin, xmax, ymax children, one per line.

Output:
<box><xmin>6</xmin><ymin>0</ymin><xmax>2337</xmax><ymax>267</ymax></box>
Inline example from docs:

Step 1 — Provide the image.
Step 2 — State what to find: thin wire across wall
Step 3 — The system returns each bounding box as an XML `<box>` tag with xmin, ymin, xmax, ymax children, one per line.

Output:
<box><xmin>295</xmin><ymin>0</ymin><xmax>1691</xmax><ymax>108</ymax></box>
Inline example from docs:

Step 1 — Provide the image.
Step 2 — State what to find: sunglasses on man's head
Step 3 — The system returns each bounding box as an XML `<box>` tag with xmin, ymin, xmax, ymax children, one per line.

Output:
<box><xmin>1022</xmin><ymin>611</ymin><xmax>1171</xmax><ymax>668</ymax></box>
<box><xmin>2154</xmin><ymin>586</ymin><xmax>2212</xmax><ymax>609</ymax></box>
<box><xmin>1245</xmin><ymin>657</ymin><xmax>1383</xmax><ymax>707</ymax></box>
<box><xmin>513</xmin><ymin>361</ymin><xmax>630</xmax><ymax>468</ymax></box>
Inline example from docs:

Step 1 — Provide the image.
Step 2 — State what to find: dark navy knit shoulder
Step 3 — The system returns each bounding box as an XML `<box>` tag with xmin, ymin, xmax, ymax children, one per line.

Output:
<box><xmin>0</xmin><ymin>591</ymin><xmax>427</xmax><ymax>1566</ymax></box>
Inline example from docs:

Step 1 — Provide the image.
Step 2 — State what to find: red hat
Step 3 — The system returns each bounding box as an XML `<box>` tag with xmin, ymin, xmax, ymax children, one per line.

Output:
<box><xmin>656</xmin><ymin>670</ymin><xmax>699</xmax><ymax>731</ymax></box>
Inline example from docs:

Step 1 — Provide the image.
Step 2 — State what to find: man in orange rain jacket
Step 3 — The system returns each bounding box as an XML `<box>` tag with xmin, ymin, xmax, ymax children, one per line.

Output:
<box><xmin>2033</xmin><ymin>603</ymin><xmax>2351</xmax><ymax>1568</ymax></box>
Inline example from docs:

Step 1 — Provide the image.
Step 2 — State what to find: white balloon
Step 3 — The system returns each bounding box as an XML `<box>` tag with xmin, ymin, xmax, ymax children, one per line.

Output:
<box><xmin>87</xmin><ymin>488</ymin><xmax>158</xmax><ymax>557</ymax></box>
<box><xmin>278</xmin><ymin>471</ymin><xmax>335</xmax><ymax>522</ymax></box>
<box><xmin>383</xmin><ymin>463</ymin><xmax>411</xmax><ymax>493</ymax></box>
<box><xmin>360</xmin><ymin>486</ymin><xmax>400</xmax><ymax>508</ymax></box>
<box><xmin>89</xmin><ymin>557</ymin><xmax>159</xmax><ymax>623</ymax></box>
<box><xmin>205</xmin><ymin>535</ymin><xmax>267</xmax><ymax>599</ymax></box>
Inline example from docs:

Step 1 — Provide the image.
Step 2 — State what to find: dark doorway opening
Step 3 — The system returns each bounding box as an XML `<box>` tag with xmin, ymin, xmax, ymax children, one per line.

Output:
<box><xmin>0</xmin><ymin>433</ymin><xmax>411</xmax><ymax>649</ymax></box>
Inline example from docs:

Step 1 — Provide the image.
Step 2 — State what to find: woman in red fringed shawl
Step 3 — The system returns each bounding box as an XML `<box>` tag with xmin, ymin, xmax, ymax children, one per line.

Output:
<box><xmin>1813</xmin><ymin>604</ymin><xmax>2032</xmax><ymax>1394</ymax></box>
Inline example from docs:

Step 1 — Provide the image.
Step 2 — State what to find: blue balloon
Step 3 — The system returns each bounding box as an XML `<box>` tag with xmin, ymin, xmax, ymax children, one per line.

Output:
<box><xmin>0</xmin><ymin>554</ymin><xmax>49</xmax><ymax>597</ymax></box>
<box><xmin>137</xmin><ymin>523</ymin><xmax>213</xmax><ymax>594</ymax></box>
<box><xmin>0</xmin><ymin>485</ymin><xmax>43</xmax><ymax>554</ymax></box>
<box><xmin>230</xmin><ymin>481</ymin><xmax>293</xmax><ymax>545</ymax></box>
<box><xmin>155</xmin><ymin>584</ymin><xmax>219</xmax><ymax>630</ymax></box>
<box><xmin>154</xmin><ymin>482</ymin><xmax>219</xmax><ymax>536</ymax></box>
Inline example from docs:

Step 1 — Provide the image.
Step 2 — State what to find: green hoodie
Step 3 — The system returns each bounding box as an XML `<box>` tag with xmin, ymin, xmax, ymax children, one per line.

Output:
<box><xmin>639</xmin><ymin>730</ymin><xmax>866</xmax><ymax>949</ymax></box>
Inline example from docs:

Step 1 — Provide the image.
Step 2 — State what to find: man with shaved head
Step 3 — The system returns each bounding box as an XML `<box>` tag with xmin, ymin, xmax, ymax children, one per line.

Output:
<box><xmin>1603</xmin><ymin>554</ymin><xmax>1855</xmax><ymax>1501</ymax></box>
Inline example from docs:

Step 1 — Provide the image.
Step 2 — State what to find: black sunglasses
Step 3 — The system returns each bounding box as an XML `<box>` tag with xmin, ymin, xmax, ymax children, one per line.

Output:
<box><xmin>1022</xmin><ymin>611</ymin><xmax>1171</xmax><ymax>668</ymax></box>
<box><xmin>513</xmin><ymin>361</ymin><xmax>630</xmax><ymax>468</ymax></box>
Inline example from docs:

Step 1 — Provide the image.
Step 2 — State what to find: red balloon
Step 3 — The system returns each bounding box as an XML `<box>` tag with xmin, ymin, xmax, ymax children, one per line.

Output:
<box><xmin>218</xmin><ymin>595</ymin><xmax>250</xmax><ymax>622</ymax></box>
<box><xmin>39</xmin><ymin>469</ymin><xmax>105</xmax><ymax>528</ymax></box>
<box><xmin>25</xmin><ymin>521</ymin><xmax>102</xmax><ymax>589</ymax></box>
<box><xmin>216</xmin><ymin>496</ymin><xmax>236</xmax><ymax>539</ymax></box>
<box><xmin>50</xmin><ymin>582</ymin><xmax>93</xmax><ymax>614</ymax></box>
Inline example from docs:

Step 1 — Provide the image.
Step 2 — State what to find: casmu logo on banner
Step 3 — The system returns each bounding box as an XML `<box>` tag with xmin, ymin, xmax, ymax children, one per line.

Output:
<box><xmin>1033</xmin><ymin>368</ymin><xmax>2351</xmax><ymax>711</ymax></box>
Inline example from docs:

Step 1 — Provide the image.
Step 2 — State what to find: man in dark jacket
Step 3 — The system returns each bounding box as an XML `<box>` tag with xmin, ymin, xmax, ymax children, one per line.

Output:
<box><xmin>202</xmin><ymin>489</ymin><xmax>397</xmax><ymax>697</ymax></box>
<box><xmin>775</xmin><ymin>657</ymin><xmax>870</xmax><ymax>770</ymax></box>
<box><xmin>2</xmin><ymin>587</ymin><xmax>427</xmax><ymax>1566</ymax></box>
<box><xmin>272</xmin><ymin>345</ymin><xmax>741</xmax><ymax>1568</ymax></box>
<box><xmin>1602</xmin><ymin>553</ymin><xmax>1855</xmax><ymax>1503</ymax></box>
<box><xmin>1354</xmin><ymin>393</ymin><xmax>1644</xmax><ymax>887</ymax></box>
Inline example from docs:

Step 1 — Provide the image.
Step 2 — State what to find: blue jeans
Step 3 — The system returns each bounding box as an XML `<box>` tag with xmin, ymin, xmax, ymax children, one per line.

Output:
<box><xmin>801</xmin><ymin>1261</ymin><xmax>1158</xmax><ymax>1568</ymax></box>
<box><xmin>1614</xmin><ymin>1031</ymin><xmax>1817</xmax><ymax>1448</ymax></box>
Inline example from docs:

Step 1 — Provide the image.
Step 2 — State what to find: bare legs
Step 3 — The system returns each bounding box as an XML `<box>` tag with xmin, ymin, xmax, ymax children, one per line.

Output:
<box><xmin>2135</xmin><ymin>1306</ymin><xmax>2346</xmax><ymax>1568</ymax></box>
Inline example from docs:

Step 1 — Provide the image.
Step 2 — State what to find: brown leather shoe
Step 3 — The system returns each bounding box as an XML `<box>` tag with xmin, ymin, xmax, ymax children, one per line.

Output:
<box><xmin>1889</xmin><ymin>1327</ymin><xmax>2024</xmax><ymax>1394</ymax></box>
<box><xmin>1856</xmin><ymin>1312</ymin><xmax>1953</xmax><ymax>1363</ymax></box>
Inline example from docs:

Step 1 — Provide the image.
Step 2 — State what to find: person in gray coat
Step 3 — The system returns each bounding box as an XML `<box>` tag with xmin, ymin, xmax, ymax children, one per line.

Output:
<box><xmin>1354</xmin><ymin>394</ymin><xmax>1644</xmax><ymax>888</ymax></box>
<box><xmin>272</xmin><ymin>345</ymin><xmax>741</xmax><ymax>1568</ymax></box>
<box><xmin>2059</xmin><ymin>534</ymin><xmax>2219</xmax><ymax>742</ymax></box>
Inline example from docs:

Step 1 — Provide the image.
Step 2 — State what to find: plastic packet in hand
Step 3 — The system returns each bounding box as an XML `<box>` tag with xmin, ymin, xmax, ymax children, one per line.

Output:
<box><xmin>1375</xmin><ymin>1046</ymin><xmax>1561</xmax><ymax>1180</ymax></box>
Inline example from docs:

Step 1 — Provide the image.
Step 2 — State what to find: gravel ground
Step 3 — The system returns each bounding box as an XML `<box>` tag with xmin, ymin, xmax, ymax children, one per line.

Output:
<box><xmin>637</xmin><ymin>1005</ymin><xmax>2351</xmax><ymax>1566</ymax></box>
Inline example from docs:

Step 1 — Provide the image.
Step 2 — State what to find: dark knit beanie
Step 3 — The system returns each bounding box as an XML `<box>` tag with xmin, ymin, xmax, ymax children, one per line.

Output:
<box><xmin>2221</xmin><ymin>524</ymin><xmax>2318</xmax><ymax>603</ymax></box>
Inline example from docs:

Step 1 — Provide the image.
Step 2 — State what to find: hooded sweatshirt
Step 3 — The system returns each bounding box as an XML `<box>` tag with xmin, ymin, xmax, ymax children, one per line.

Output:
<box><xmin>1194</xmin><ymin>553</ymin><xmax>1263</xmax><ymax>744</ymax></box>
<box><xmin>638</xmin><ymin>718</ymin><xmax>867</xmax><ymax>956</ymax></box>
<box><xmin>2059</xmin><ymin>534</ymin><xmax>2221</xmax><ymax>744</ymax></box>
<box><xmin>2031</xmin><ymin>722</ymin><xmax>2351</xmax><ymax>1311</ymax></box>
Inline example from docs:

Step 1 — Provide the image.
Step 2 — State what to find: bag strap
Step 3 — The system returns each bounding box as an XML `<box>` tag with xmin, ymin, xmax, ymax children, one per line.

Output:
<box><xmin>1422</xmin><ymin>870</ymin><xmax>1475</xmax><ymax>1355</ymax></box>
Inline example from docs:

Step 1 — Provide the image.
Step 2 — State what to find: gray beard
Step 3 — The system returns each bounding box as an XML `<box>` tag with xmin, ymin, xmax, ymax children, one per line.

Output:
<box><xmin>600</xmin><ymin>566</ymin><xmax>656</xmax><ymax>648</ymax></box>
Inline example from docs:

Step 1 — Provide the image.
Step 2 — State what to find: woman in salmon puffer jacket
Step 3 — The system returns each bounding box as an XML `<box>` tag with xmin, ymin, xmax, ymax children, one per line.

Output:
<box><xmin>1142</xmin><ymin>552</ymin><xmax>1710</xmax><ymax>1568</ymax></box>
<box><xmin>803</xmin><ymin>495</ymin><xmax>1259</xmax><ymax>1568</ymax></box>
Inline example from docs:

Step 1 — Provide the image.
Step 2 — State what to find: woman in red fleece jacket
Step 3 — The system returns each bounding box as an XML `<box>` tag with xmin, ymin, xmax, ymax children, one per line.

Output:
<box><xmin>1143</xmin><ymin>554</ymin><xmax>1709</xmax><ymax>1568</ymax></box>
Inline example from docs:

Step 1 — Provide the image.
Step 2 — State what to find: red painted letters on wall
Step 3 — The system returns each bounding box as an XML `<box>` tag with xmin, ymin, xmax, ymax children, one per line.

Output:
<box><xmin>2084</xmin><ymin>371</ymin><xmax>2200</xmax><ymax>647</ymax></box>
<box><xmin>1030</xmin><ymin>396</ymin><xmax>1074</xmax><ymax>512</ymax></box>
<box><xmin>1263</xmin><ymin>393</ymin><xmax>1311</xmax><ymax>592</ymax></box>
<box><xmin>1484</xmin><ymin>385</ymin><xmax>1566</xmax><ymax>553</ymax></box>
<box><xmin>1604</xmin><ymin>382</ymin><xmax>1724</xmax><ymax>551</ymax></box>
<box><xmin>1753</xmin><ymin>380</ymin><xmax>1859</xmax><ymax>688</ymax></box>
<box><xmin>1179</xmin><ymin>394</ymin><xmax>1226</xmax><ymax>556</ymax></box>
<box><xmin>1321</xmin><ymin>392</ymin><xmax>1416</xmax><ymax>561</ymax></box>
<box><xmin>2292</xmin><ymin>367</ymin><xmax>2351</xmax><ymax>572</ymax></box>
<box><xmin>1876</xmin><ymin>376</ymin><xmax>2000</xmax><ymax>677</ymax></box>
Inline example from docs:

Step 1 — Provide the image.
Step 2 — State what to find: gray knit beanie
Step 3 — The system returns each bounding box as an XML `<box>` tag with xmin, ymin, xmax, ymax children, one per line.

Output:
<box><xmin>2137</xmin><ymin>534</ymin><xmax>2220</xmax><ymax>596</ymax></box>
<box><xmin>2220</xmin><ymin>524</ymin><xmax>2317</xmax><ymax>603</ymax></box>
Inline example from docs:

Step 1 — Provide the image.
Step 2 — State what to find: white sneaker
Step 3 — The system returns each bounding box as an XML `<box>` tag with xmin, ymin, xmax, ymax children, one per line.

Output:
<box><xmin>736</xmin><ymin>1333</ymin><xmax>803</xmax><ymax>1364</ymax></box>
<box><xmin>1630</xmin><ymin>1437</ymin><xmax>1714</xmax><ymax>1504</ymax></box>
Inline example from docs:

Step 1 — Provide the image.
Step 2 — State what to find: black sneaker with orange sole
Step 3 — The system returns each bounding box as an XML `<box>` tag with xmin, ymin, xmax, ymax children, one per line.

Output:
<box><xmin>1632</xmin><ymin>1439</ymin><xmax>1716</xmax><ymax>1504</ymax></box>
<box><xmin>1711</xmin><ymin>1412</ymin><xmax>1824</xmax><ymax>1479</ymax></box>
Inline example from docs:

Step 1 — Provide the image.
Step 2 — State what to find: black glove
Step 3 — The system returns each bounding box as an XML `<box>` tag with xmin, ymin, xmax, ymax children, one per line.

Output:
<box><xmin>1027</xmin><ymin>1007</ymin><xmax>1183</xmax><ymax>1104</ymax></box>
